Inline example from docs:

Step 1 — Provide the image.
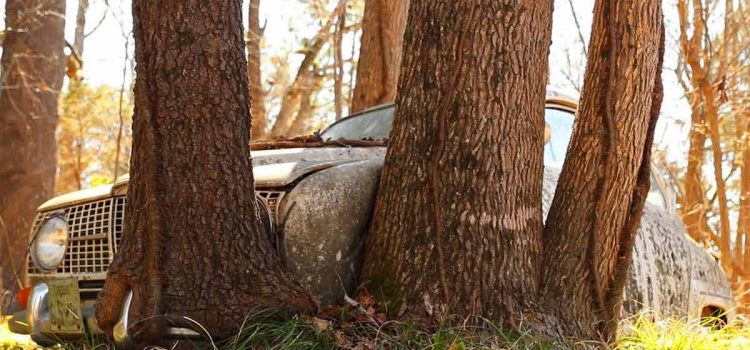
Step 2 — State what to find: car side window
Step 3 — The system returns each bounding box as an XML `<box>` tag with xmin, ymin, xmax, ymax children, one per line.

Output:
<box><xmin>543</xmin><ymin>108</ymin><xmax>575</xmax><ymax>168</ymax></box>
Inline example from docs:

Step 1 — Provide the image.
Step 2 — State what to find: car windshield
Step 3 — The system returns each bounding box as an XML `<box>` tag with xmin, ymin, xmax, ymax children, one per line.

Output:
<box><xmin>321</xmin><ymin>105</ymin><xmax>575</xmax><ymax>168</ymax></box>
<box><xmin>320</xmin><ymin>105</ymin><xmax>395</xmax><ymax>141</ymax></box>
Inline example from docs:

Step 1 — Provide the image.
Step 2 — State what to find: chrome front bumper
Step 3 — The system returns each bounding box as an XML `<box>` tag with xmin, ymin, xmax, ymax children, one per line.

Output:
<box><xmin>9</xmin><ymin>284</ymin><xmax>202</xmax><ymax>348</ymax></box>
<box><xmin>8</xmin><ymin>283</ymin><xmax>100</xmax><ymax>345</ymax></box>
<box><xmin>112</xmin><ymin>290</ymin><xmax>202</xmax><ymax>348</ymax></box>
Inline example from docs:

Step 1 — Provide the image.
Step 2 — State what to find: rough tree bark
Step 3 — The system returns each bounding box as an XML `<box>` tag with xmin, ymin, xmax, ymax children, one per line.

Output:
<box><xmin>350</xmin><ymin>0</ymin><xmax>408</xmax><ymax>113</ymax></box>
<box><xmin>360</xmin><ymin>0</ymin><xmax>553</xmax><ymax>323</ymax></box>
<box><xmin>0</xmin><ymin>0</ymin><xmax>67</xmax><ymax>292</ymax></box>
<box><xmin>540</xmin><ymin>0</ymin><xmax>664</xmax><ymax>340</ymax></box>
<box><xmin>248</xmin><ymin>0</ymin><xmax>268</xmax><ymax>140</ymax></box>
<box><xmin>95</xmin><ymin>0</ymin><xmax>313</xmax><ymax>343</ymax></box>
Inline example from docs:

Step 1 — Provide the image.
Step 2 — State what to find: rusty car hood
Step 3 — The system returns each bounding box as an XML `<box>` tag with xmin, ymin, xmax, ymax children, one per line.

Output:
<box><xmin>38</xmin><ymin>147</ymin><xmax>387</xmax><ymax>211</ymax></box>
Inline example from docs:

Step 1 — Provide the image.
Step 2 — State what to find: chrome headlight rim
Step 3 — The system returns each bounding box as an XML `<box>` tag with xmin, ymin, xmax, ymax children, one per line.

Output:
<box><xmin>31</xmin><ymin>216</ymin><xmax>68</xmax><ymax>272</ymax></box>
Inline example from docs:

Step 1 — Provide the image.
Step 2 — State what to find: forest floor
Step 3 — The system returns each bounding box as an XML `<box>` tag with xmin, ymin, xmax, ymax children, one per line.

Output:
<box><xmin>2</xmin><ymin>312</ymin><xmax>750</xmax><ymax>349</ymax></box>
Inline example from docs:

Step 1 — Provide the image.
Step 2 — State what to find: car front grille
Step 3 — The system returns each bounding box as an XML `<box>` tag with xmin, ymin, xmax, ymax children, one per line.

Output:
<box><xmin>28</xmin><ymin>198</ymin><xmax>115</xmax><ymax>275</ymax></box>
<box><xmin>28</xmin><ymin>190</ymin><xmax>285</xmax><ymax>278</ymax></box>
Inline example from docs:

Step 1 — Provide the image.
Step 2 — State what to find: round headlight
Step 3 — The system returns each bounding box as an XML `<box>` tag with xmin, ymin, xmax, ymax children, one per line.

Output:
<box><xmin>33</xmin><ymin>217</ymin><xmax>68</xmax><ymax>271</ymax></box>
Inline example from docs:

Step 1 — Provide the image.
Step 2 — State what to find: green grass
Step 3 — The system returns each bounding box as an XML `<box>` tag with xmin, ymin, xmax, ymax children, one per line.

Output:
<box><xmin>213</xmin><ymin>311</ymin><xmax>564</xmax><ymax>349</ymax></box>
<box><xmin>615</xmin><ymin>313</ymin><xmax>750</xmax><ymax>350</ymax></box>
<box><xmin>3</xmin><ymin>312</ymin><xmax>750</xmax><ymax>349</ymax></box>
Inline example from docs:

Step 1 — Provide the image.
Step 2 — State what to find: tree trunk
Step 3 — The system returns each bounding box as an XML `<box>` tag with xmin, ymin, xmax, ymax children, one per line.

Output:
<box><xmin>0</xmin><ymin>0</ymin><xmax>66</xmax><ymax>292</ymax></box>
<box><xmin>350</xmin><ymin>0</ymin><xmax>408</xmax><ymax>113</ymax></box>
<box><xmin>74</xmin><ymin>0</ymin><xmax>89</xmax><ymax>56</ymax></box>
<box><xmin>360</xmin><ymin>0</ymin><xmax>553</xmax><ymax>324</ymax></box>
<box><xmin>681</xmin><ymin>108</ymin><xmax>709</xmax><ymax>242</ymax></box>
<box><xmin>540</xmin><ymin>0</ymin><xmax>664</xmax><ymax>340</ymax></box>
<box><xmin>248</xmin><ymin>0</ymin><xmax>268</xmax><ymax>140</ymax></box>
<box><xmin>333</xmin><ymin>7</ymin><xmax>346</xmax><ymax>121</ymax></box>
<box><xmin>739</xmin><ymin>108</ymin><xmax>750</xmax><ymax>275</ymax></box>
<box><xmin>270</xmin><ymin>0</ymin><xmax>346</xmax><ymax>138</ymax></box>
<box><xmin>95</xmin><ymin>0</ymin><xmax>313</xmax><ymax>343</ymax></box>
<box><xmin>675</xmin><ymin>0</ymin><xmax>741</xmax><ymax>278</ymax></box>
<box><xmin>287</xmin><ymin>71</ymin><xmax>323</xmax><ymax>136</ymax></box>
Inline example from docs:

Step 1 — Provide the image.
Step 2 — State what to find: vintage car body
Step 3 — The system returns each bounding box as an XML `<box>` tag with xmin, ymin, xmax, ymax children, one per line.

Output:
<box><xmin>8</xmin><ymin>95</ymin><xmax>735</xmax><ymax>346</ymax></box>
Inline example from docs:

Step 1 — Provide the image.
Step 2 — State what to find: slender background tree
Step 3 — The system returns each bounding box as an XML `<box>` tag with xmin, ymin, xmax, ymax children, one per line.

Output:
<box><xmin>349</xmin><ymin>0</ymin><xmax>408</xmax><ymax>113</ymax></box>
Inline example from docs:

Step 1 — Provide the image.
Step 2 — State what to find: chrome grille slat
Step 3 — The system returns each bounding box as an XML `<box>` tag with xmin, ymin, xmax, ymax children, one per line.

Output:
<box><xmin>256</xmin><ymin>190</ymin><xmax>285</xmax><ymax>222</ymax></box>
<box><xmin>112</xmin><ymin>196</ymin><xmax>125</xmax><ymax>252</ymax></box>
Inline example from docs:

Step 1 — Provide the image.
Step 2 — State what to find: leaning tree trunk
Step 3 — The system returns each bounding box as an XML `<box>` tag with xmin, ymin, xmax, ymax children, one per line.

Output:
<box><xmin>95</xmin><ymin>0</ymin><xmax>313</xmax><ymax>344</ymax></box>
<box><xmin>540</xmin><ymin>0</ymin><xmax>664</xmax><ymax>340</ymax></box>
<box><xmin>0</xmin><ymin>0</ymin><xmax>66</xmax><ymax>293</ymax></box>
<box><xmin>248</xmin><ymin>0</ymin><xmax>268</xmax><ymax>140</ymax></box>
<box><xmin>350</xmin><ymin>0</ymin><xmax>408</xmax><ymax>113</ymax></box>
<box><xmin>360</xmin><ymin>0</ymin><xmax>552</xmax><ymax>324</ymax></box>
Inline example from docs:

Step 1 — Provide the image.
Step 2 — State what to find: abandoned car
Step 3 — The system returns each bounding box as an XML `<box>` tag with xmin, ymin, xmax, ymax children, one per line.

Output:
<box><xmin>7</xmin><ymin>92</ymin><xmax>736</xmax><ymax>346</ymax></box>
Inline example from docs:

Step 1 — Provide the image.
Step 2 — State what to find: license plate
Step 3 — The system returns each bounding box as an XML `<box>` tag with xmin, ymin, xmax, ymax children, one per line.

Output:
<box><xmin>47</xmin><ymin>278</ymin><xmax>84</xmax><ymax>335</ymax></box>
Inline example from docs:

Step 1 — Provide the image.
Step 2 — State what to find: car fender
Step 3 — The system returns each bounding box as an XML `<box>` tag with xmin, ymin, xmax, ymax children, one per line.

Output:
<box><xmin>277</xmin><ymin>159</ymin><xmax>384</xmax><ymax>305</ymax></box>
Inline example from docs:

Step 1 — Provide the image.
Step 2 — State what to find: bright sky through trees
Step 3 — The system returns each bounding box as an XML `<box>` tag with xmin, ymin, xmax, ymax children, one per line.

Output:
<box><xmin>0</xmin><ymin>0</ymin><xmax>690</xmax><ymax>159</ymax></box>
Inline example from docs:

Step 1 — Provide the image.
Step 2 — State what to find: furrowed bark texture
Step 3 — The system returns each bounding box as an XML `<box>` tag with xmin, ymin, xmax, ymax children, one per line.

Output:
<box><xmin>95</xmin><ymin>0</ymin><xmax>313</xmax><ymax>343</ymax></box>
<box><xmin>0</xmin><ymin>0</ymin><xmax>66</xmax><ymax>291</ymax></box>
<box><xmin>248</xmin><ymin>0</ymin><xmax>268</xmax><ymax>140</ymax></box>
<box><xmin>540</xmin><ymin>0</ymin><xmax>663</xmax><ymax>340</ymax></box>
<box><xmin>350</xmin><ymin>0</ymin><xmax>408</xmax><ymax>113</ymax></box>
<box><xmin>360</xmin><ymin>0</ymin><xmax>552</xmax><ymax>323</ymax></box>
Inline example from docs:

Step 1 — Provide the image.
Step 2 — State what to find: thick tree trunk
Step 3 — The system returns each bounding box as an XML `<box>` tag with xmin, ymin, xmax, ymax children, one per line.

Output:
<box><xmin>540</xmin><ymin>0</ymin><xmax>664</xmax><ymax>340</ymax></box>
<box><xmin>95</xmin><ymin>0</ymin><xmax>313</xmax><ymax>343</ymax></box>
<box><xmin>360</xmin><ymin>0</ymin><xmax>552</xmax><ymax>324</ymax></box>
<box><xmin>248</xmin><ymin>0</ymin><xmax>268</xmax><ymax>140</ymax></box>
<box><xmin>0</xmin><ymin>0</ymin><xmax>66</xmax><ymax>292</ymax></box>
<box><xmin>350</xmin><ymin>0</ymin><xmax>408</xmax><ymax>113</ymax></box>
